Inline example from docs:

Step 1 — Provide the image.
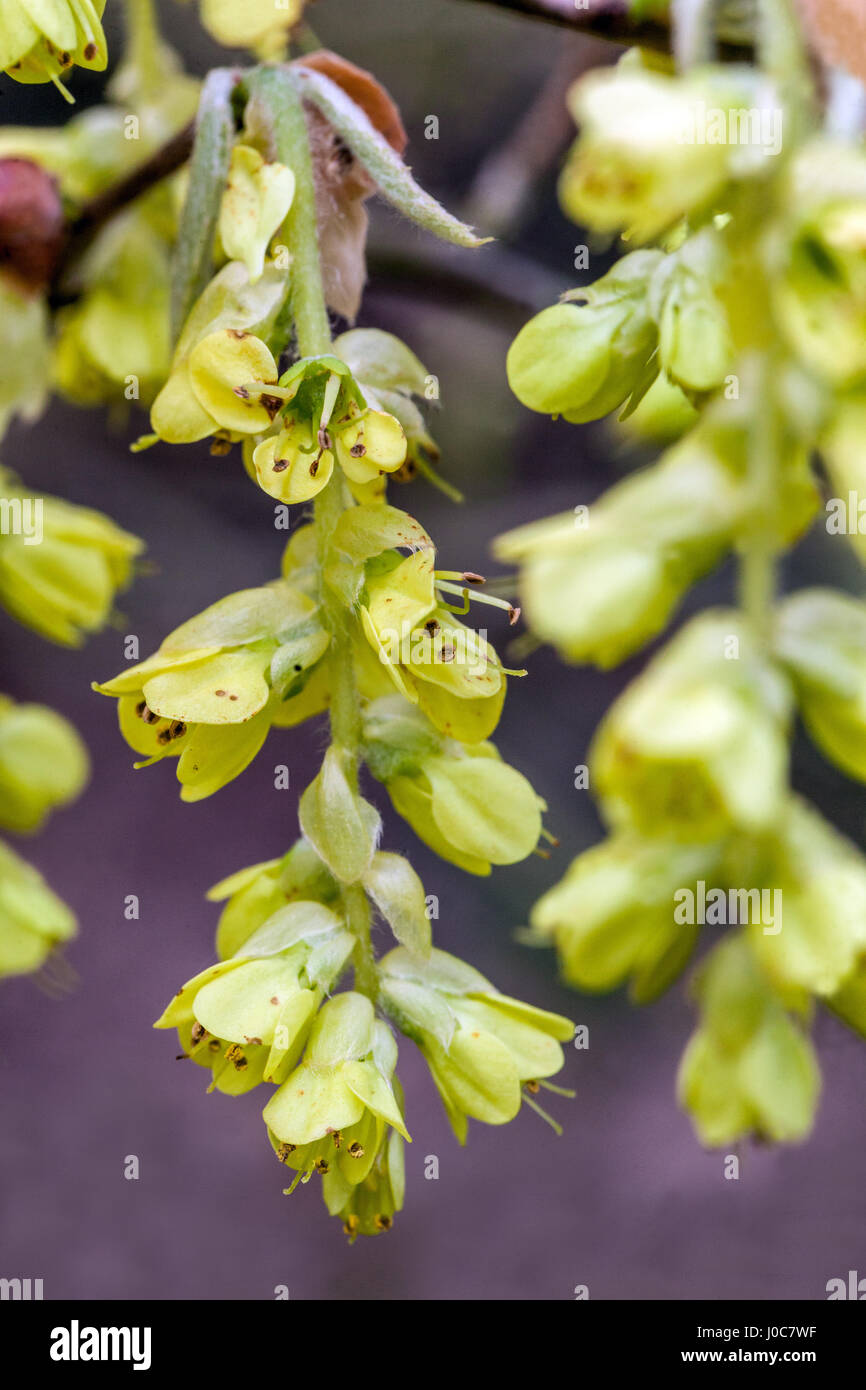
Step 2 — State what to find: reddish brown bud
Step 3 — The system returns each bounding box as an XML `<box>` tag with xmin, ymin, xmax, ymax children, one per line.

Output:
<box><xmin>0</xmin><ymin>159</ymin><xmax>65</xmax><ymax>294</ymax></box>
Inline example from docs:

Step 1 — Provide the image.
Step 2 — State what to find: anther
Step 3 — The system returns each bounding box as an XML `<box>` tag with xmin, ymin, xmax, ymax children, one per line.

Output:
<box><xmin>315</xmin><ymin>1158</ymin><xmax>330</xmax><ymax>1174</ymax></box>
<box><xmin>190</xmin><ymin>1022</ymin><xmax>207</xmax><ymax>1044</ymax></box>
<box><xmin>156</xmin><ymin>728</ymin><xmax>172</xmax><ymax>745</ymax></box>
<box><xmin>169</xmin><ymin>720</ymin><xmax>187</xmax><ymax>739</ymax></box>
<box><xmin>347</xmin><ymin>1141</ymin><xmax>365</xmax><ymax>1159</ymax></box>
<box><xmin>374</xmin><ymin>1214</ymin><xmax>393</xmax><ymax>1231</ymax></box>
<box><xmin>277</xmin><ymin>1142</ymin><xmax>296</xmax><ymax>1162</ymax></box>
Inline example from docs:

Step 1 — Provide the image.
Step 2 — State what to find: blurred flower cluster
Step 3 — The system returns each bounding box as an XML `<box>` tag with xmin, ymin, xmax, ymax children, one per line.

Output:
<box><xmin>503</xmin><ymin>19</ymin><xmax>866</xmax><ymax>1146</ymax></box>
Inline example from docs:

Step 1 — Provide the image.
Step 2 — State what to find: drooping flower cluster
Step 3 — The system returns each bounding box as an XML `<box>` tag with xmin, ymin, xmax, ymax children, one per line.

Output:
<box><xmin>503</xmin><ymin>21</ymin><xmax>866</xmax><ymax>1147</ymax></box>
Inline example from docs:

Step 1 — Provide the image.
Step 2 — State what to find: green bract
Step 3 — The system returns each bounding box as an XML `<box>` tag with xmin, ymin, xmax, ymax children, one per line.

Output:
<box><xmin>154</xmin><ymin>901</ymin><xmax>353</xmax><ymax>1094</ymax></box>
<box><xmin>0</xmin><ymin>468</ymin><xmax>143</xmax><ymax>646</ymax></box>
<box><xmin>94</xmin><ymin>580</ymin><xmax>330</xmax><ymax>800</ymax></box>
<box><xmin>0</xmin><ymin>839</ymin><xmax>76</xmax><ymax>978</ymax></box>
<box><xmin>0</xmin><ymin>694</ymin><xmax>89</xmax><ymax>833</ymax></box>
<box><xmin>379</xmin><ymin>947</ymin><xmax>574</xmax><ymax>1143</ymax></box>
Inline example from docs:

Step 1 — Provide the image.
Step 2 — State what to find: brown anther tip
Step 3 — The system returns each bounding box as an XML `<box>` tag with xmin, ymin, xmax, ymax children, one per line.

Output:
<box><xmin>347</xmin><ymin>1141</ymin><xmax>365</xmax><ymax>1159</ymax></box>
<box><xmin>374</xmin><ymin>1214</ymin><xmax>393</xmax><ymax>1231</ymax></box>
<box><xmin>317</xmin><ymin>428</ymin><xmax>333</xmax><ymax>451</ymax></box>
<box><xmin>315</xmin><ymin>1158</ymin><xmax>330</xmax><ymax>1174</ymax></box>
<box><xmin>209</xmin><ymin>437</ymin><xmax>232</xmax><ymax>456</ymax></box>
<box><xmin>233</xmin><ymin>386</ymin><xmax>250</xmax><ymax>400</ymax></box>
<box><xmin>227</xmin><ymin>329</ymin><xmax>247</xmax><ymax>339</ymax></box>
<box><xmin>169</xmin><ymin>720</ymin><xmax>187</xmax><ymax>739</ymax></box>
<box><xmin>83</xmin><ymin>42</ymin><xmax>97</xmax><ymax>59</ymax></box>
<box><xmin>208</xmin><ymin>1039</ymin><xmax>220</xmax><ymax>1053</ymax></box>
<box><xmin>214</xmin><ymin>689</ymin><xmax>226</xmax><ymax>697</ymax></box>
<box><xmin>462</xmin><ymin>571</ymin><xmax>485</xmax><ymax>585</ymax></box>
<box><xmin>525</xmin><ymin>1080</ymin><xmax>540</xmax><ymax>1095</ymax></box>
<box><xmin>277</xmin><ymin>1142</ymin><xmax>296</xmax><ymax>1162</ymax></box>
<box><xmin>190</xmin><ymin>1022</ymin><xmax>207</xmax><ymax>1044</ymax></box>
<box><xmin>349</xmin><ymin>443</ymin><xmax>366</xmax><ymax>457</ymax></box>
<box><xmin>156</xmin><ymin>729</ymin><xmax>172</xmax><ymax>746</ymax></box>
<box><xmin>272</xmin><ymin>458</ymin><xmax>289</xmax><ymax>472</ymax></box>
<box><xmin>309</xmin><ymin>457</ymin><xmax>320</xmax><ymax>476</ymax></box>
<box><xmin>509</xmin><ymin>606</ymin><xmax>521</xmax><ymax>626</ymax></box>
<box><xmin>260</xmin><ymin>394</ymin><xmax>282</xmax><ymax>418</ymax></box>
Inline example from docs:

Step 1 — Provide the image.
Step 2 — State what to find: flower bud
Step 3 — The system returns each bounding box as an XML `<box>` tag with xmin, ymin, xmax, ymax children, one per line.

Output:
<box><xmin>0</xmin><ymin>695</ymin><xmax>88</xmax><ymax>833</ymax></box>
<box><xmin>218</xmin><ymin>145</ymin><xmax>295</xmax><ymax>284</ymax></box>
<box><xmin>647</xmin><ymin>230</ymin><xmax>732</xmax><ymax>393</ymax></box>
<box><xmin>506</xmin><ymin>252</ymin><xmax>662</xmax><ymax>421</ymax></box>
<box><xmin>0</xmin><ymin>838</ymin><xmax>76</xmax><ymax>978</ymax></box>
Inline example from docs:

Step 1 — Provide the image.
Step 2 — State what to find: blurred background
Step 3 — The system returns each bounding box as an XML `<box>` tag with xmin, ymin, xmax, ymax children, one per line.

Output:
<box><xmin>1</xmin><ymin>0</ymin><xmax>865</xmax><ymax>1301</ymax></box>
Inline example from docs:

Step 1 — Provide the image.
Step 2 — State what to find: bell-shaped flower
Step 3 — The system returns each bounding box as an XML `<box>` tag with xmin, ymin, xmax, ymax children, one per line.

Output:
<box><xmin>507</xmin><ymin>252</ymin><xmax>662</xmax><ymax>422</ymax></box>
<box><xmin>359</xmin><ymin>548</ymin><xmax>506</xmax><ymax>739</ymax></box>
<box><xmin>495</xmin><ymin>429</ymin><xmax>743</xmax><ymax>668</ymax></box>
<box><xmin>0</xmin><ymin>695</ymin><xmax>88</xmax><ymax>833</ymax></box>
<box><xmin>251</xmin><ymin>354</ymin><xmax>407</xmax><ymax>504</ymax></box>
<box><xmin>0</xmin><ymin>467</ymin><xmax>142</xmax><ymax>646</ymax></box>
<box><xmin>380</xmin><ymin>947</ymin><xmax>574</xmax><ymax>1143</ymax></box>
<box><xmin>94</xmin><ymin>580</ymin><xmax>330</xmax><ymax>801</ymax></box>
<box><xmin>0</xmin><ymin>838</ymin><xmax>76</xmax><ymax>978</ymax></box>
<box><xmin>558</xmin><ymin>61</ymin><xmax>767</xmax><ymax>242</ymax></box>
<box><xmin>592</xmin><ymin>612</ymin><xmax>792</xmax><ymax>840</ymax></box>
<box><xmin>325</xmin><ymin>1124</ymin><xmax>405</xmax><ymax>1240</ymax></box>
<box><xmin>218</xmin><ymin>144</ymin><xmax>294</xmax><ymax>284</ymax></box>
<box><xmin>363</xmin><ymin>695</ymin><xmax>543</xmax><ymax>874</ymax></box>
<box><xmin>149</xmin><ymin>260</ymin><xmax>288</xmax><ymax>445</ymax></box>
<box><xmin>155</xmin><ymin>900</ymin><xmax>353</xmax><ymax>1095</ymax></box>
<box><xmin>677</xmin><ymin>935</ymin><xmax>819</xmax><ymax>1146</ymax></box>
<box><xmin>264</xmin><ymin>992</ymin><xmax>410</xmax><ymax>1192</ymax></box>
<box><xmin>531</xmin><ymin>834</ymin><xmax>723</xmax><ymax>999</ymax></box>
<box><xmin>1</xmin><ymin>0</ymin><xmax>107</xmax><ymax>98</ymax></box>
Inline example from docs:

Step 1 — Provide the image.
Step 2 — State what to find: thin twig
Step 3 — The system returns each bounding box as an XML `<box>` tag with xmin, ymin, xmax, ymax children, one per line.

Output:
<box><xmin>448</xmin><ymin>0</ymin><xmax>749</xmax><ymax>56</ymax></box>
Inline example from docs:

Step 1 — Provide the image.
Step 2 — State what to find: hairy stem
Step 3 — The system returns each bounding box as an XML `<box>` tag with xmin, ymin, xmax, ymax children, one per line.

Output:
<box><xmin>256</xmin><ymin>66</ymin><xmax>376</xmax><ymax>997</ymax></box>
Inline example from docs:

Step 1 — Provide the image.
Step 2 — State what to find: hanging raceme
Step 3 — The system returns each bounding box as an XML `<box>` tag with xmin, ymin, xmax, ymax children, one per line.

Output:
<box><xmin>48</xmin><ymin>32</ymin><xmax>574</xmax><ymax>1237</ymax></box>
<box><xmin>502</xmin><ymin>0</ymin><xmax>866</xmax><ymax>1147</ymax></box>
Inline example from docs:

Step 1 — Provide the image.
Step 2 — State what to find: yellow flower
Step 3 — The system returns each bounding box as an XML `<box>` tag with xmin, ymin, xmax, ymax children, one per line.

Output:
<box><xmin>1</xmin><ymin>0</ymin><xmax>107</xmax><ymax>100</ymax></box>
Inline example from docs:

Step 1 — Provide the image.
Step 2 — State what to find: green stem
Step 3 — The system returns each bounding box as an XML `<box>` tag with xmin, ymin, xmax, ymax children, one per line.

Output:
<box><xmin>738</xmin><ymin>355</ymin><xmax>778</xmax><ymax>640</ymax></box>
<box><xmin>254</xmin><ymin>67</ymin><xmax>376</xmax><ymax>997</ymax></box>
<box><xmin>170</xmin><ymin>68</ymin><xmax>237</xmax><ymax>340</ymax></box>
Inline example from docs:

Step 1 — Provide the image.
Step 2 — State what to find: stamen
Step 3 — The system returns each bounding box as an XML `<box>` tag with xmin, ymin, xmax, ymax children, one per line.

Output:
<box><xmin>347</xmin><ymin>1141</ymin><xmax>365</xmax><ymax>1159</ymax></box>
<box><xmin>538</xmin><ymin>1079</ymin><xmax>576</xmax><ymax>1098</ymax></box>
<box><xmin>522</xmin><ymin>1090</ymin><xmax>564</xmax><ymax>1136</ymax></box>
